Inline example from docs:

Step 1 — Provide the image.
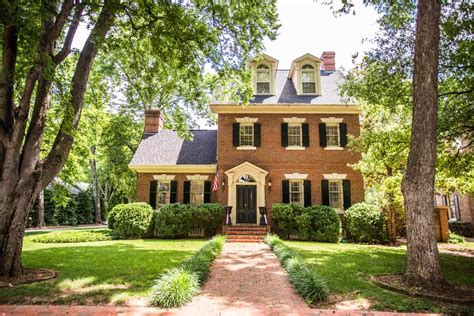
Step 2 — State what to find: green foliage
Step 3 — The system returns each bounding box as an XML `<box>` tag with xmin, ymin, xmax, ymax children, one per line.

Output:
<box><xmin>32</xmin><ymin>230</ymin><xmax>114</xmax><ymax>243</ymax></box>
<box><xmin>151</xmin><ymin>235</ymin><xmax>225</xmax><ymax>307</ymax></box>
<box><xmin>345</xmin><ymin>203</ymin><xmax>387</xmax><ymax>243</ymax></box>
<box><xmin>111</xmin><ymin>203</ymin><xmax>154</xmax><ymax>239</ymax></box>
<box><xmin>448</xmin><ymin>233</ymin><xmax>465</xmax><ymax>244</ymax></box>
<box><xmin>272</xmin><ymin>203</ymin><xmax>305</xmax><ymax>239</ymax></box>
<box><xmin>265</xmin><ymin>234</ymin><xmax>329</xmax><ymax>303</ymax></box>
<box><xmin>296</xmin><ymin>206</ymin><xmax>341</xmax><ymax>243</ymax></box>
<box><xmin>154</xmin><ymin>204</ymin><xmax>225</xmax><ymax>238</ymax></box>
<box><xmin>75</xmin><ymin>190</ymin><xmax>94</xmax><ymax>224</ymax></box>
<box><xmin>150</xmin><ymin>267</ymin><xmax>200</xmax><ymax>308</ymax></box>
<box><xmin>107</xmin><ymin>207</ymin><xmax>118</xmax><ymax>230</ymax></box>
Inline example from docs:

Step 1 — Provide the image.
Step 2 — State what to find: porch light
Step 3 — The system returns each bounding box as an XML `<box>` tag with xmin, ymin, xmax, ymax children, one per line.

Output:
<box><xmin>268</xmin><ymin>179</ymin><xmax>272</xmax><ymax>189</ymax></box>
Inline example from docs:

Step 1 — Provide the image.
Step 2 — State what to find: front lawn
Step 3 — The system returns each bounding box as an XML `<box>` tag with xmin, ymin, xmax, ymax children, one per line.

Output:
<box><xmin>287</xmin><ymin>241</ymin><xmax>474</xmax><ymax>313</ymax></box>
<box><xmin>0</xmin><ymin>230</ymin><xmax>205</xmax><ymax>305</ymax></box>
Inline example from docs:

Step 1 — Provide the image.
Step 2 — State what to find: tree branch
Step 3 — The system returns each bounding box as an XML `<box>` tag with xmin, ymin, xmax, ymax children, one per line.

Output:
<box><xmin>438</xmin><ymin>90</ymin><xmax>472</xmax><ymax>97</ymax></box>
<box><xmin>53</xmin><ymin>2</ymin><xmax>85</xmax><ymax>64</ymax></box>
<box><xmin>0</xmin><ymin>24</ymin><xmax>18</xmax><ymax>137</ymax></box>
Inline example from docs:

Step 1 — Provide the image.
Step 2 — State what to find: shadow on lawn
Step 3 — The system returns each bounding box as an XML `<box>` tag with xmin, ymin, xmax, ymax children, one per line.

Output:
<box><xmin>0</xmin><ymin>243</ymin><xmax>195</xmax><ymax>305</ymax></box>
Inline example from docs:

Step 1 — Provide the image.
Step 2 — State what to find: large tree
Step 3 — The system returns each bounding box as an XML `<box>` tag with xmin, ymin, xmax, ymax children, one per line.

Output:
<box><xmin>0</xmin><ymin>0</ymin><xmax>278</xmax><ymax>277</ymax></box>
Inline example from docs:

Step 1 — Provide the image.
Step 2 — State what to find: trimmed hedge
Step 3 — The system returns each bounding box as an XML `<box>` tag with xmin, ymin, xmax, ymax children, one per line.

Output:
<box><xmin>345</xmin><ymin>203</ymin><xmax>387</xmax><ymax>243</ymax></box>
<box><xmin>272</xmin><ymin>204</ymin><xmax>340</xmax><ymax>243</ymax></box>
<box><xmin>32</xmin><ymin>229</ymin><xmax>114</xmax><ymax>243</ymax></box>
<box><xmin>151</xmin><ymin>235</ymin><xmax>226</xmax><ymax>307</ymax></box>
<box><xmin>154</xmin><ymin>203</ymin><xmax>225</xmax><ymax>238</ymax></box>
<box><xmin>109</xmin><ymin>203</ymin><xmax>154</xmax><ymax>239</ymax></box>
<box><xmin>265</xmin><ymin>234</ymin><xmax>329</xmax><ymax>303</ymax></box>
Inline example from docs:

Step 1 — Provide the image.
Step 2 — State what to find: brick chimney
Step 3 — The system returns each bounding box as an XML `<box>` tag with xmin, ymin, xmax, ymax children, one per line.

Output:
<box><xmin>321</xmin><ymin>51</ymin><xmax>336</xmax><ymax>71</ymax></box>
<box><xmin>144</xmin><ymin>108</ymin><xmax>164</xmax><ymax>134</ymax></box>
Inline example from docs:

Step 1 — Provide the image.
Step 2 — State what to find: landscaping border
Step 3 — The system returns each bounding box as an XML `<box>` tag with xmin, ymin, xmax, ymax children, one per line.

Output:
<box><xmin>150</xmin><ymin>235</ymin><xmax>226</xmax><ymax>307</ymax></box>
<box><xmin>265</xmin><ymin>234</ymin><xmax>329</xmax><ymax>304</ymax></box>
<box><xmin>0</xmin><ymin>268</ymin><xmax>56</xmax><ymax>288</ymax></box>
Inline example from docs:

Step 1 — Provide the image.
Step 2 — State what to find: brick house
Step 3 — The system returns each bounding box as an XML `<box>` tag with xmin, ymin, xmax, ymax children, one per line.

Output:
<box><xmin>129</xmin><ymin>52</ymin><xmax>364</xmax><ymax>229</ymax></box>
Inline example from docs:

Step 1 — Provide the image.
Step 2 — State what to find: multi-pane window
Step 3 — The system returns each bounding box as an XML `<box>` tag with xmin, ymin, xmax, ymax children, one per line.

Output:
<box><xmin>288</xmin><ymin>124</ymin><xmax>302</xmax><ymax>146</ymax></box>
<box><xmin>290</xmin><ymin>181</ymin><xmax>303</xmax><ymax>205</ymax></box>
<box><xmin>302</xmin><ymin>64</ymin><xmax>316</xmax><ymax>94</ymax></box>
<box><xmin>190</xmin><ymin>181</ymin><xmax>204</xmax><ymax>205</ymax></box>
<box><xmin>329</xmin><ymin>180</ymin><xmax>342</xmax><ymax>209</ymax></box>
<box><xmin>157</xmin><ymin>181</ymin><xmax>171</xmax><ymax>205</ymax></box>
<box><xmin>256</xmin><ymin>64</ymin><xmax>270</xmax><ymax>94</ymax></box>
<box><xmin>326</xmin><ymin>124</ymin><xmax>339</xmax><ymax>146</ymax></box>
<box><xmin>240</xmin><ymin>124</ymin><xmax>254</xmax><ymax>146</ymax></box>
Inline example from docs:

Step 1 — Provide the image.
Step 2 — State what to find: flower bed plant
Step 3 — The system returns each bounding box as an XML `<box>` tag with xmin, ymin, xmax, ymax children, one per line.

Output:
<box><xmin>150</xmin><ymin>235</ymin><xmax>226</xmax><ymax>307</ymax></box>
<box><xmin>265</xmin><ymin>234</ymin><xmax>329</xmax><ymax>304</ymax></box>
<box><xmin>32</xmin><ymin>229</ymin><xmax>114</xmax><ymax>243</ymax></box>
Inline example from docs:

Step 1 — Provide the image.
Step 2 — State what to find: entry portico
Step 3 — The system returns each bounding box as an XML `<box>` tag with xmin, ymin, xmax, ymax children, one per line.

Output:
<box><xmin>225</xmin><ymin>162</ymin><xmax>268</xmax><ymax>225</ymax></box>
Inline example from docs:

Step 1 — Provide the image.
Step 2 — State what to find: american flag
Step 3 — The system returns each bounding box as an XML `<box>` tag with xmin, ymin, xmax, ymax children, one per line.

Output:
<box><xmin>212</xmin><ymin>166</ymin><xmax>219</xmax><ymax>191</ymax></box>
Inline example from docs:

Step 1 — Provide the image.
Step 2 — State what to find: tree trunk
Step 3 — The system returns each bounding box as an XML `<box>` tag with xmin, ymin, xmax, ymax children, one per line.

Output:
<box><xmin>36</xmin><ymin>191</ymin><xmax>46</xmax><ymax>228</ymax></box>
<box><xmin>402</xmin><ymin>0</ymin><xmax>443</xmax><ymax>288</ymax></box>
<box><xmin>90</xmin><ymin>145</ymin><xmax>101</xmax><ymax>223</ymax></box>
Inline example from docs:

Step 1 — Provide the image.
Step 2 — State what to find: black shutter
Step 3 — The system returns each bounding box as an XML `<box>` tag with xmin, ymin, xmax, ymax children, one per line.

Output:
<box><xmin>282</xmin><ymin>180</ymin><xmax>290</xmax><ymax>203</ymax></box>
<box><xmin>339</xmin><ymin>123</ymin><xmax>348</xmax><ymax>147</ymax></box>
<box><xmin>319</xmin><ymin>123</ymin><xmax>327</xmax><ymax>147</ymax></box>
<box><xmin>232</xmin><ymin>123</ymin><xmax>240</xmax><ymax>147</ymax></box>
<box><xmin>254</xmin><ymin>123</ymin><xmax>261</xmax><ymax>147</ymax></box>
<box><xmin>281</xmin><ymin>123</ymin><xmax>288</xmax><ymax>147</ymax></box>
<box><xmin>321</xmin><ymin>180</ymin><xmax>329</xmax><ymax>206</ymax></box>
<box><xmin>170</xmin><ymin>181</ymin><xmax>177</xmax><ymax>203</ymax></box>
<box><xmin>302</xmin><ymin>123</ymin><xmax>310</xmax><ymax>147</ymax></box>
<box><xmin>343</xmin><ymin>180</ymin><xmax>351</xmax><ymax>210</ymax></box>
<box><xmin>149</xmin><ymin>180</ymin><xmax>158</xmax><ymax>209</ymax></box>
<box><xmin>204</xmin><ymin>181</ymin><xmax>211</xmax><ymax>203</ymax></box>
<box><xmin>183</xmin><ymin>181</ymin><xmax>191</xmax><ymax>204</ymax></box>
<box><xmin>303</xmin><ymin>180</ymin><xmax>311</xmax><ymax>207</ymax></box>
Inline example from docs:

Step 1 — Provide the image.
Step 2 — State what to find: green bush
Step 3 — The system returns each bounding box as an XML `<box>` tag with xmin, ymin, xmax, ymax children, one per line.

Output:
<box><xmin>107</xmin><ymin>207</ymin><xmax>119</xmax><ymax>229</ymax></box>
<box><xmin>345</xmin><ymin>203</ymin><xmax>387</xmax><ymax>243</ymax></box>
<box><xmin>32</xmin><ymin>229</ymin><xmax>114</xmax><ymax>243</ymax></box>
<box><xmin>111</xmin><ymin>203</ymin><xmax>154</xmax><ymax>239</ymax></box>
<box><xmin>297</xmin><ymin>206</ymin><xmax>340</xmax><ymax>243</ymax></box>
<box><xmin>448</xmin><ymin>232</ymin><xmax>465</xmax><ymax>244</ymax></box>
<box><xmin>150</xmin><ymin>267</ymin><xmax>199</xmax><ymax>308</ymax></box>
<box><xmin>265</xmin><ymin>234</ymin><xmax>329</xmax><ymax>303</ymax></box>
<box><xmin>75</xmin><ymin>190</ymin><xmax>94</xmax><ymax>224</ymax></box>
<box><xmin>154</xmin><ymin>203</ymin><xmax>225</xmax><ymax>238</ymax></box>
<box><xmin>151</xmin><ymin>235</ymin><xmax>226</xmax><ymax>307</ymax></box>
<box><xmin>272</xmin><ymin>203</ymin><xmax>305</xmax><ymax>238</ymax></box>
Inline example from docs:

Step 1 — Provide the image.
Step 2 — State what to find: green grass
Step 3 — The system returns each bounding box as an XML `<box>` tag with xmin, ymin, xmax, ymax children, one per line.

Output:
<box><xmin>0</xmin><ymin>230</ymin><xmax>205</xmax><ymax>305</ymax></box>
<box><xmin>287</xmin><ymin>241</ymin><xmax>474</xmax><ymax>313</ymax></box>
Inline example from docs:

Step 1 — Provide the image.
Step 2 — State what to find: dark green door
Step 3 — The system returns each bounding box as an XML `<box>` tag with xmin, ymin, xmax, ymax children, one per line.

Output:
<box><xmin>236</xmin><ymin>185</ymin><xmax>257</xmax><ymax>224</ymax></box>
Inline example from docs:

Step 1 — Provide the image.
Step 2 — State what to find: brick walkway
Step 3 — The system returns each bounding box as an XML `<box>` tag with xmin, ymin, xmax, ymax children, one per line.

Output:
<box><xmin>0</xmin><ymin>243</ymin><xmax>442</xmax><ymax>315</ymax></box>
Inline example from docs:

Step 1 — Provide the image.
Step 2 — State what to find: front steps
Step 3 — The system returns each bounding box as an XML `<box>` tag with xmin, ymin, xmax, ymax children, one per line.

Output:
<box><xmin>223</xmin><ymin>225</ymin><xmax>268</xmax><ymax>243</ymax></box>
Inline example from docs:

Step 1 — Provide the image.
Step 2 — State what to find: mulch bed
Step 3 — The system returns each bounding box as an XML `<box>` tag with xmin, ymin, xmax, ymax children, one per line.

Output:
<box><xmin>371</xmin><ymin>274</ymin><xmax>474</xmax><ymax>305</ymax></box>
<box><xmin>0</xmin><ymin>268</ymin><xmax>56</xmax><ymax>288</ymax></box>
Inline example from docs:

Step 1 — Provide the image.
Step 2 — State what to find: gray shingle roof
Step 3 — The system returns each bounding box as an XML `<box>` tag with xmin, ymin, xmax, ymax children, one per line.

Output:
<box><xmin>130</xmin><ymin>130</ymin><xmax>217</xmax><ymax>165</ymax></box>
<box><xmin>211</xmin><ymin>70</ymin><xmax>351</xmax><ymax>105</ymax></box>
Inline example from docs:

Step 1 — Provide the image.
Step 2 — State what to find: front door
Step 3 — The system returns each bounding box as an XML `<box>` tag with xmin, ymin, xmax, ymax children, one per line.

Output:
<box><xmin>236</xmin><ymin>185</ymin><xmax>257</xmax><ymax>224</ymax></box>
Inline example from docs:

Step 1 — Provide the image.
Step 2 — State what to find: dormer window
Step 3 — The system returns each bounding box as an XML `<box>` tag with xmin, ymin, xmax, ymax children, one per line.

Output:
<box><xmin>301</xmin><ymin>64</ymin><xmax>316</xmax><ymax>94</ymax></box>
<box><xmin>256</xmin><ymin>64</ymin><xmax>271</xmax><ymax>94</ymax></box>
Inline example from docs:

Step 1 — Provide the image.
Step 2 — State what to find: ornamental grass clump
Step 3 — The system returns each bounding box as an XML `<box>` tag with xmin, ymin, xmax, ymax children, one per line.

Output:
<box><xmin>265</xmin><ymin>234</ymin><xmax>329</xmax><ymax>304</ymax></box>
<box><xmin>150</xmin><ymin>235</ymin><xmax>225</xmax><ymax>307</ymax></box>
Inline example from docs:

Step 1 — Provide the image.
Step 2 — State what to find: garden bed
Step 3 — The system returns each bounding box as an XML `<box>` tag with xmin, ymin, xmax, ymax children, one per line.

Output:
<box><xmin>0</xmin><ymin>268</ymin><xmax>56</xmax><ymax>288</ymax></box>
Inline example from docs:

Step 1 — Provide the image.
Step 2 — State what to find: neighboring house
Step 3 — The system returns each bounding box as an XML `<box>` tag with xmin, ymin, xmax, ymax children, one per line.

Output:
<box><xmin>129</xmin><ymin>52</ymin><xmax>364</xmax><ymax>229</ymax></box>
<box><xmin>434</xmin><ymin>193</ymin><xmax>474</xmax><ymax>223</ymax></box>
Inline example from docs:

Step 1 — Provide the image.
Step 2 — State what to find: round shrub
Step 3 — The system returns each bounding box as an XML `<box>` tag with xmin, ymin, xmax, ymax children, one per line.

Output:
<box><xmin>296</xmin><ymin>205</ymin><xmax>340</xmax><ymax>243</ymax></box>
<box><xmin>150</xmin><ymin>267</ymin><xmax>199</xmax><ymax>307</ymax></box>
<box><xmin>345</xmin><ymin>203</ymin><xmax>387</xmax><ymax>243</ymax></box>
<box><xmin>154</xmin><ymin>204</ymin><xmax>192</xmax><ymax>238</ymax></box>
<box><xmin>107</xmin><ymin>208</ymin><xmax>118</xmax><ymax>229</ymax></box>
<box><xmin>111</xmin><ymin>203</ymin><xmax>154</xmax><ymax>239</ymax></box>
<box><xmin>191</xmin><ymin>203</ymin><xmax>225</xmax><ymax>236</ymax></box>
<box><xmin>272</xmin><ymin>203</ymin><xmax>305</xmax><ymax>239</ymax></box>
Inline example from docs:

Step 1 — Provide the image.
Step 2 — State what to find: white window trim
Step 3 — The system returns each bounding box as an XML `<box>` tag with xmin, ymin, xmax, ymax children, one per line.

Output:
<box><xmin>301</xmin><ymin>63</ymin><xmax>317</xmax><ymax>95</ymax></box>
<box><xmin>324</xmin><ymin>146</ymin><xmax>344</xmax><ymax>151</ymax></box>
<box><xmin>323</xmin><ymin>173</ymin><xmax>347</xmax><ymax>180</ymax></box>
<box><xmin>283</xmin><ymin>117</ymin><xmax>306</xmax><ymax>123</ymax></box>
<box><xmin>190</xmin><ymin>180</ymin><xmax>205</xmax><ymax>205</ymax></box>
<box><xmin>239</xmin><ymin>122</ymin><xmax>254</xmax><ymax>147</ymax></box>
<box><xmin>321</xmin><ymin>117</ymin><xmax>344</xmax><ymax>123</ymax></box>
<box><xmin>284</xmin><ymin>173</ymin><xmax>308</xmax><ymax>180</ymax></box>
<box><xmin>287</xmin><ymin>123</ymin><xmax>303</xmax><ymax>148</ymax></box>
<box><xmin>255</xmin><ymin>63</ymin><xmax>272</xmax><ymax>95</ymax></box>
<box><xmin>325</xmin><ymin>123</ymin><xmax>340</xmax><ymax>147</ymax></box>
<box><xmin>153</xmin><ymin>174</ymin><xmax>175</xmax><ymax>181</ymax></box>
<box><xmin>289</xmin><ymin>180</ymin><xmax>304</xmax><ymax>205</ymax></box>
<box><xmin>186</xmin><ymin>174</ymin><xmax>209</xmax><ymax>181</ymax></box>
<box><xmin>156</xmin><ymin>180</ymin><xmax>171</xmax><ymax>205</ymax></box>
<box><xmin>328</xmin><ymin>179</ymin><xmax>344</xmax><ymax>212</ymax></box>
<box><xmin>236</xmin><ymin>117</ymin><xmax>258</xmax><ymax>123</ymax></box>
